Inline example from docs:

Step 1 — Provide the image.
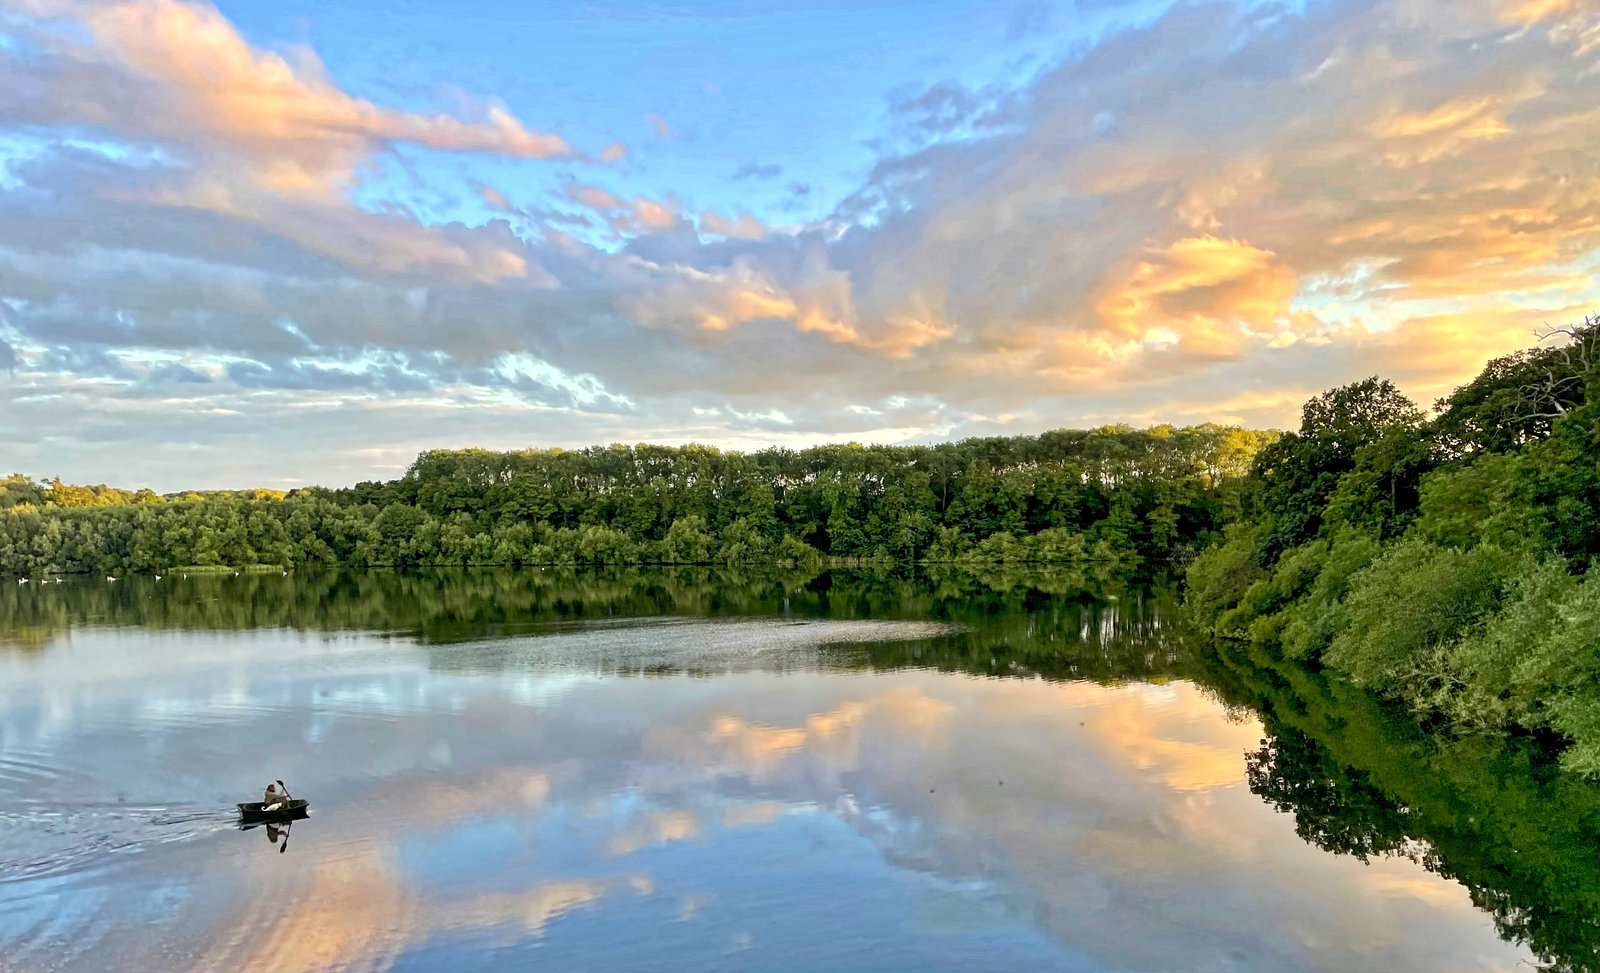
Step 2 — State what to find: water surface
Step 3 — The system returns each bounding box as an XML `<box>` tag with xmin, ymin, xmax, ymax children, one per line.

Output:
<box><xmin>0</xmin><ymin>569</ymin><xmax>1586</xmax><ymax>972</ymax></box>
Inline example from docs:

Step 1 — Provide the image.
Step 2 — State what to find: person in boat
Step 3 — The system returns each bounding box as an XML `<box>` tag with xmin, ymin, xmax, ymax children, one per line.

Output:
<box><xmin>263</xmin><ymin>782</ymin><xmax>285</xmax><ymax>809</ymax></box>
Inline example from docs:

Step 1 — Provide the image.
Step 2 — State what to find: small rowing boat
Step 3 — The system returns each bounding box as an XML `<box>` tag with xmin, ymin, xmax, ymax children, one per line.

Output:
<box><xmin>237</xmin><ymin>798</ymin><xmax>309</xmax><ymax>820</ymax></box>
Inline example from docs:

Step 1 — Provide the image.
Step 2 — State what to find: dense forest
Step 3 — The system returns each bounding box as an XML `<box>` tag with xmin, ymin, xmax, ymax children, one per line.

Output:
<box><xmin>1187</xmin><ymin>317</ymin><xmax>1599</xmax><ymax>776</ymax></box>
<box><xmin>0</xmin><ymin>425</ymin><xmax>1272</xmax><ymax>576</ymax></box>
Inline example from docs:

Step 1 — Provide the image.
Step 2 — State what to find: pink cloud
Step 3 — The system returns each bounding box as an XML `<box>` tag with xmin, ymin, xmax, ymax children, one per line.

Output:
<box><xmin>564</xmin><ymin>182</ymin><xmax>627</xmax><ymax>211</ymax></box>
<box><xmin>477</xmin><ymin>184</ymin><xmax>513</xmax><ymax>211</ymax></box>
<box><xmin>643</xmin><ymin>112</ymin><xmax>677</xmax><ymax>137</ymax></box>
<box><xmin>699</xmin><ymin>210</ymin><xmax>768</xmax><ymax>240</ymax></box>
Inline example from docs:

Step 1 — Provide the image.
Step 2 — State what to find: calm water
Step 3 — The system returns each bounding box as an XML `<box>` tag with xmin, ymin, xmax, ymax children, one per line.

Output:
<box><xmin>0</xmin><ymin>568</ymin><xmax>1593</xmax><ymax>973</ymax></box>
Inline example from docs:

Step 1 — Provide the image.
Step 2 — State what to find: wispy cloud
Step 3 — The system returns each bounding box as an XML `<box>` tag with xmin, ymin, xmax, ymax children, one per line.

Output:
<box><xmin>643</xmin><ymin>112</ymin><xmax>677</xmax><ymax>137</ymax></box>
<box><xmin>0</xmin><ymin>0</ymin><xmax>1594</xmax><ymax>487</ymax></box>
<box><xmin>733</xmin><ymin>162</ymin><xmax>782</xmax><ymax>181</ymax></box>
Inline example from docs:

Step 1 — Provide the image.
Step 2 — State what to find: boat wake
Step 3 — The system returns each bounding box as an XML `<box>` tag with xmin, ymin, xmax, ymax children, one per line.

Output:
<box><xmin>0</xmin><ymin>800</ymin><xmax>236</xmax><ymax>886</ymax></box>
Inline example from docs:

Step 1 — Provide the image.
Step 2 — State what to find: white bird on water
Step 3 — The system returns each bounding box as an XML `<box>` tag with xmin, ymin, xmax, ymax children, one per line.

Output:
<box><xmin>17</xmin><ymin>578</ymin><xmax>26</xmax><ymax>585</ymax></box>
<box><xmin>154</xmin><ymin>574</ymin><xmax>162</xmax><ymax>581</ymax></box>
<box><xmin>106</xmin><ymin>576</ymin><xmax>117</xmax><ymax>582</ymax></box>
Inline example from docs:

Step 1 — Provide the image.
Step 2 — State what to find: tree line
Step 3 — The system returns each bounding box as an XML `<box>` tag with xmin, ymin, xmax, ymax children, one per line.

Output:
<box><xmin>0</xmin><ymin>425</ymin><xmax>1273</xmax><ymax>577</ymax></box>
<box><xmin>1187</xmin><ymin>316</ymin><xmax>1599</xmax><ymax>777</ymax></box>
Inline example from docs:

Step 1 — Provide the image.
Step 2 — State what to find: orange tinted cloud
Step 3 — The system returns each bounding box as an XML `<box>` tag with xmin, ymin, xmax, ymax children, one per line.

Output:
<box><xmin>1358</xmin><ymin>300</ymin><xmax>1597</xmax><ymax>385</ymax></box>
<box><xmin>1496</xmin><ymin>0</ymin><xmax>1589</xmax><ymax>24</ymax></box>
<box><xmin>1095</xmin><ymin>237</ymin><xmax>1299</xmax><ymax>357</ymax></box>
<box><xmin>79</xmin><ymin>0</ymin><xmax>573</xmax><ymax>194</ymax></box>
<box><xmin>627</xmin><ymin>264</ymin><xmax>952</xmax><ymax>358</ymax></box>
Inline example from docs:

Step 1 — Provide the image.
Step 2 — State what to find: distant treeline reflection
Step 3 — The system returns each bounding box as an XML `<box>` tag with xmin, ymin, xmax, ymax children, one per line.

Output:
<box><xmin>0</xmin><ymin>564</ymin><xmax>1188</xmax><ymax>683</ymax></box>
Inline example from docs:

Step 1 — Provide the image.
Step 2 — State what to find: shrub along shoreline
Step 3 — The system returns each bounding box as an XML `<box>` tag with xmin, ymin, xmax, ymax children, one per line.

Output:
<box><xmin>1187</xmin><ymin>317</ymin><xmax>1598</xmax><ymax>776</ymax></box>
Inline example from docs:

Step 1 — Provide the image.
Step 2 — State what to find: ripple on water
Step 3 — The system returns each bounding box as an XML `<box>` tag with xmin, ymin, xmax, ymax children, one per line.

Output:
<box><xmin>0</xmin><ymin>801</ymin><xmax>237</xmax><ymax>887</ymax></box>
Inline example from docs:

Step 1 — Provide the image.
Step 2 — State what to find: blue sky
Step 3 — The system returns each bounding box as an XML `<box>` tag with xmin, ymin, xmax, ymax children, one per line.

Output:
<box><xmin>0</xmin><ymin>0</ymin><xmax>1594</xmax><ymax>489</ymax></box>
<box><xmin>214</xmin><ymin>0</ymin><xmax>1167</xmax><ymax>228</ymax></box>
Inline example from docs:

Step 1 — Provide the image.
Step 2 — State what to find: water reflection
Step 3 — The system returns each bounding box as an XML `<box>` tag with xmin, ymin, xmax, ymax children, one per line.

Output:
<box><xmin>0</xmin><ymin>568</ymin><xmax>1589</xmax><ymax>973</ymax></box>
<box><xmin>241</xmin><ymin>818</ymin><xmax>300</xmax><ymax>854</ymax></box>
<box><xmin>1196</xmin><ymin>638</ymin><xmax>1599</xmax><ymax>973</ymax></box>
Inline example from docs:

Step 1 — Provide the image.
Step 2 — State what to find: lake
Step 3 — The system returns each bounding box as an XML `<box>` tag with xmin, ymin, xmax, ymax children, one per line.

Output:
<box><xmin>1</xmin><ymin>567</ymin><xmax>1593</xmax><ymax>973</ymax></box>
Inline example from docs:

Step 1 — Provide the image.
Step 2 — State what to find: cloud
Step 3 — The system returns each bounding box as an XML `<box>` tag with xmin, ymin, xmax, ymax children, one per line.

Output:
<box><xmin>733</xmin><ymin>163</ymin><xmax>782</xmax><ymax>181</ymax></box>
<box><xmin>564</xmin><ymin>181</ymin><xmax>627</xmax><ymax>211</ymax></box>
<box><xmin>0</xmin><ymin>1</ymin><xmax>577</xmax><ymax>286</ymax></box>
<box><xmin>1006</xmin><ymin>0</ymin><xmax>1052</xmax><ymax>42</ymax></box>
<box><xmin>888</xmin><ymin>81</ymin><xmax>1010</xmax><ymax>139</ymax></box>
<box><xmin>0</xmin><ymin>0</ymin><xmax>1595</xmax><ymax>487</ymax></box>
<box><xmin>643</xmin><ymin>112</ymin><xmax>677</xmax><ymax>137</ymax></box>
<box><xmin>1093</xmin><ymin>236</ymin><xmax>1302</xmax><ymax>357</ymax></box>
<box><xmin>477</xmin><ymin>184</ymin><xmax>513</xmax><ymax>211</ymax></box>
<box><xmin>698</xmin><ymin>210</ymin><xmax>768</xmax><ymax>240</ymax></box>
<box><xmin>600</xmin><ymin>141</ymin><xmax>628</xmax><ymax>163</ymax></box>
<box><xmin>6</xmin><ymin>0</ymin><xmax>575</xmax><ymax>197</ymax></box>
<box><xmin>561</xmin><ymin>181</ymin><xmax>685</xmax><ymax>235</ymax></box>
<box><xmin>1353</xmin><ymin>299</ymin><xmax>1598</xmax><ymax>388</ymax></box>
<box><xmin>631</xmin><ymin>195</ymin><xmax>679</xmax><ymax>231</ymax></box>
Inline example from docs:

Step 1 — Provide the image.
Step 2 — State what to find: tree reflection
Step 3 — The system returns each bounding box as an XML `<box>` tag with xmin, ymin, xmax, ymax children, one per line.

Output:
<box><xmin>1</xmin><ymin>565</ymin><xmax>1593</xmax><ymax>970</ymax></box>
<box><xmin>1200</xmin><ymin>639</ymin><xmax>1599</xmax><ymax>973</ymax></box>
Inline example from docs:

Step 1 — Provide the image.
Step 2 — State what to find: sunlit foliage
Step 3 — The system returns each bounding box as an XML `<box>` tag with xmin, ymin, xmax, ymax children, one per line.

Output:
<box><xmin>1188</xmin><ymin>317</ymin><xmax>1600</xmax><ymax>776</ymax></box>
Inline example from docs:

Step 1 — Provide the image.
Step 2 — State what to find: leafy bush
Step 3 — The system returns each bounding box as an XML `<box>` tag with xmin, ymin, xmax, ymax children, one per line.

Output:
<box><xmin>1186</xmin><ymin>318</ymin><xmax>1599</xmax><ymax>776</ymax></box>
<box><xmin>1439</xmin><ymin>562</ymin><xmax>1598</xmax><ymax>776</ymax></box>
<box><xmin>1184</xmin><ymin>523</ymin><xmax>1263</xmax><ymax>635</ymax></box>
<box><xmin>1326</xmin><ymin>539</ymin><xmax>1518</xmax><ymax>692</ymax></box>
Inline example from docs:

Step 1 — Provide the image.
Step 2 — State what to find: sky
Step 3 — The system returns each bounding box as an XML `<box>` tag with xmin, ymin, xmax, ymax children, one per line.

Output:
<box><xmin>0</xmin><ymin>0</ymin><xmax>1595</xmax><ymax>491</ymax></box>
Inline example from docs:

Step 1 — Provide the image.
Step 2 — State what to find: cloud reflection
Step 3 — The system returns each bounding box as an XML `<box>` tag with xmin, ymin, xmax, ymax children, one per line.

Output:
<box><xmin>0</xmin><ymin>623</ymin><xmax>1532</xmax><ymax>973</ymax></box>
